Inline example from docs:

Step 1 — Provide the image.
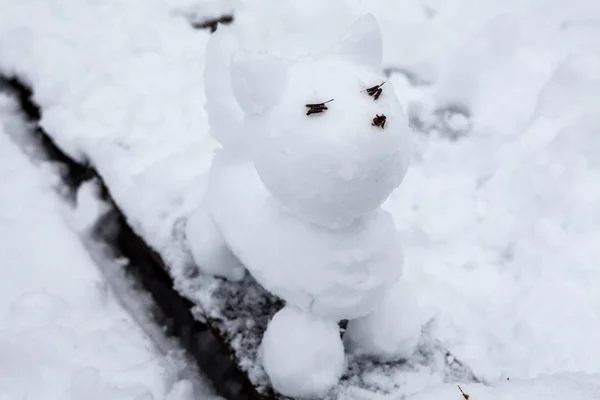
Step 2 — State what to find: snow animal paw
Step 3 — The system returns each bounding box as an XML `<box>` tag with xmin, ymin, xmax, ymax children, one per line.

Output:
<box><xmin>344</xmin><ymin>280</ymin><xmax>427</xmax><ymax>361</ymax></box>
<box><xmin>184</xmin><ymin>206</ymin><xmax>245</xmax><ymax>281</ymax></box>
<box><xmin>260</xmin><ymin>305</ymin><xmax>345</xmax><ymax>399</ymax></box>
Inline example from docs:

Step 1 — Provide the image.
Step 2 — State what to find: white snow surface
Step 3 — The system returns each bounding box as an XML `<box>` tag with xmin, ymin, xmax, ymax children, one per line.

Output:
<box><xmin>410</xmin><ymin>373</ymin><xmax>600</xmax><ymax>400</ymax></box>
<box><xmin>1</xmin><ymin>0</ymin><xmax>600</xmax><ymax>396</ymax></box>
<box><xmin>0</xmin><ymin>97</ymin><xmax>217</xmax><ymax>399</ymax></box>
<box><xmin>387</xmin><ymin>26</ymin><xmax>600</xmax><ymax>383</ymax></box>
<box><xmin>260</xmin><ymin>305</ymin><xmax>345</xmax><ymax>399</ymax></box>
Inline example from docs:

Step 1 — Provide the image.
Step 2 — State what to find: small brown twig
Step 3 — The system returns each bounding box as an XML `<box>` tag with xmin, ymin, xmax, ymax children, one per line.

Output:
<box><xmin>362</xmin><ymin>81</ymin><xmax>386</xmax><ymax>100</ymax></box>
<box><xmin>458</xmin><ymin>385</ymin><xmax>470</xmax><ymax>399</ymax></box>
<box><xmin>305</xmin><ymin>98</ymin><xmax>334</xmax><ymax>116</ymax></box>
<box><xmin>371</xmin><ymin>114</ymin><xmax>387</xmax><ymax>129</ymax></box>
<box><xmin>191</xmin><ymin>14</ymin><xmax>234</xmax><ymax>33</ymax></box>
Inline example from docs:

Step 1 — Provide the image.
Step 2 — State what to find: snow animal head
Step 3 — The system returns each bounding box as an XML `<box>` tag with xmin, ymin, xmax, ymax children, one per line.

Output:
<box><xmin>230</xmin><ymin>15</ymin><xmax>413</xmax><ymax>228</ymax></box>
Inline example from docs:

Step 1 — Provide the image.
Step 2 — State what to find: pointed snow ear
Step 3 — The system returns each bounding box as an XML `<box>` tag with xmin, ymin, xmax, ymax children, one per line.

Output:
<box><xmin>230</xmin><ymin>50</ymin><xmax>287</xmax><ymax>114</ymax></box>
<box><xmin>328</xmin><ymin>14</ymin><xmax>383</xmax><ymax>70</ymax></box>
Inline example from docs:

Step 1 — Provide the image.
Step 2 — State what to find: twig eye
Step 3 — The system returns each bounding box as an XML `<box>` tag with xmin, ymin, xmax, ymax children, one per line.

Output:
<box><xmin>362</xmin><ymin>81</ymin><xmax>386</xmax><ymax>100</ymax></box>
<box><xmin>371</xmin><ymin>114</ymin><xmax>386</xmax><ymax>129</ymax></box>
<box><xmin>305</xmin><ymin>98</ymin><xmax>334</xmax><ymax>116</ymax></box>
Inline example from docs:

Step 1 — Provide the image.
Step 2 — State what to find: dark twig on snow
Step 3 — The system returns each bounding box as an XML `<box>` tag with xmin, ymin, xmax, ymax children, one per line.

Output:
<box><xmin>458</xmin><ymin>385</ymin><xmax>470</xmax><ymax>399</ymax></box>
<box><xmin>362</xmin><ymin>81</ymin><xmax>386</xmax><ymax>100</ymax></box>
<box><xmin>191</xmin><ymin>14</ymin><xmax>234</xmax><ymax>33</ymax></box>
<box><xmin>305</xmin><ymin>98</ymin><xmax>334</xmax><ymax>115</ymax></box>
<box><xmin>371</xmin><ymin>113</ymin><xmax>387</xmax><ymax>129</ymax></box>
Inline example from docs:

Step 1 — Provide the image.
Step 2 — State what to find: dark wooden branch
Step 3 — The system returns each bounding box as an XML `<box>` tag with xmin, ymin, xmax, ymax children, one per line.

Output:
<box><xmin>190</xmin><ymin>14</ymin><xmax>234</xmax><ymax>33</ymax></box>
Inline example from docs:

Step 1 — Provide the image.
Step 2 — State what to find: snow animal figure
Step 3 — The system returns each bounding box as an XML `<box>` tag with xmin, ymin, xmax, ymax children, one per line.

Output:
<box><xmin>186</xmin><ymin>14</ymin><xmax>422</xmax><ymax>399</ymax></box>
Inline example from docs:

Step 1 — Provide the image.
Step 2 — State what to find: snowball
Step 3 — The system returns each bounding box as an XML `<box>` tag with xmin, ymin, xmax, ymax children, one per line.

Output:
<box><xmin>184</xmin><ymin>205</ymin><xmax>245</xmax><ymax>281</ymax></box>
<box><xmin>260</xmin><ymin>305</ymin><xmax>345</xmax><ymax>399</ymax></box>
<box><xmin>250</xmin><ymin>56</ymin><xmax>412</xmax><ymax>228</ymax></box>
<box><xmin>227</xmin><ymin>15</ymin><xmax>412</xmax><ymax>228</ymax></box>
<box><xmin>204</xmin><ymin>150</ymin><xmax>404</xmax><ymax>320</ymax></box>
<box><xmin>344</xmin><ymin>280</ymin><xmax>426</xmax><ymax>361</ymax></box>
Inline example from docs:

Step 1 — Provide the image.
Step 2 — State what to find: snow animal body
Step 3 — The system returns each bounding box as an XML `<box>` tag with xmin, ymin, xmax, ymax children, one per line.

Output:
<box><xmin>186</xmin><ymin>15</ymin><xmax>421</xmax><ymax>399</ymax></box>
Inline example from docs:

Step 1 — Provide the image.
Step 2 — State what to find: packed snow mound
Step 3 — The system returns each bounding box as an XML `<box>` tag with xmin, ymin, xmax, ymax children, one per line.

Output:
<box><xmin>260</xmin><ymin>305</ymin><xmax>345</xmax><ymax>399</ymax></box>
<box><xmin>410</xmin><ymin>373</ymin><xmax>600</xmax><ymax>400</ymax></box>
<box><xmin>204</xmin><ymin>150</ymin><xmax>404</xmax><ymax>320</ymax></box>
<box><xmin>230</xmin><ymin>15</ymin><xmax>412</xmax><ymax>228</ymax></box>
<box><xmin>529</xmin><ymin>53</ymin><xmax>600</xmax><ymax>124</ymax></box>
<box><xmin>344</xmin><ymin>280</ymin><xmax>426</xmax><ymax>360</ymax></box>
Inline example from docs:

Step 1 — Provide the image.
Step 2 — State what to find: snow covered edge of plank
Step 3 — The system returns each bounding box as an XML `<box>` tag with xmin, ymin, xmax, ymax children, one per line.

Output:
<box><xmin>0</xmin><ymin>75</ymin><xmax>265</xmax><ymax>400</ymax></box>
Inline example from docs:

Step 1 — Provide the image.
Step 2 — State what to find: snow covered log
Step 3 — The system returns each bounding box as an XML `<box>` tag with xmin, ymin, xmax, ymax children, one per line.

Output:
<box><xmin>0</xmin><ymin>76</ymin><xmax>256</xmax><ymax>399</ymax></box>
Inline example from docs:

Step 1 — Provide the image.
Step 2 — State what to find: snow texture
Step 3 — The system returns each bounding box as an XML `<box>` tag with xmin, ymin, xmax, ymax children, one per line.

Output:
<box><xmin>260</xmin><ymin>305</ymin><xmax>345</xmax><ymax>399</ymax></box>
<box><xmin>2</xmin><ymin>0</ymin><xmax>600</xmax><ymax>397</ymax></box>
<box><xmin>0</xmin><ymin>95</ymin><xmax>217</xmax><ymax>400</ymax></box>
<box><xmin>411</xmin><ymin>373</ymin><xmax>600</xmax><ymax>400</ymax></box>
<box><xmin>0</xmin><ymin>0</ymin><xmax>218</xmax><ymax>278</ymax></box>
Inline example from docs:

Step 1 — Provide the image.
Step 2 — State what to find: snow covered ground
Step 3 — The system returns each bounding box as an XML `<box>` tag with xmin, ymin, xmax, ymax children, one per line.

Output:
<box><xmin>0</xmin><ymin>96</ymin><xmax>219</xmax><ymax>399</ymax></box>
<box><xmin>412</xmin><ymin>373</ymin><xmax>600</xmax><ymax>400</ymax></box>
<box><xmin>1</xmin><ymin>0</ymin><xmax>600</xmax><ymax>398</ymax></box>
<box><xmin>382</xmin><ymin>5</ymin><xmax>600</xmax><ymax>382</ymax></box>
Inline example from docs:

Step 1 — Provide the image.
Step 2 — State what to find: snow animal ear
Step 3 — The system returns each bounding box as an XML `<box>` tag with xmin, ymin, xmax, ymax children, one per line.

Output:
<box><xmin>230</xmin><ymin>50</ymin><xmax>287</xmax><ymax>114</ymax></box>
<box><xmin>328</xmin><ymin>14</ymin><xmax>383</xmax><ymax>70</ymax></box>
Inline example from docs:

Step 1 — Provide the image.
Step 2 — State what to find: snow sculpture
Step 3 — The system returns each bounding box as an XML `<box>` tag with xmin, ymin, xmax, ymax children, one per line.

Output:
<box><xmin>187</xmin><ymin>14</ymin><xmax>421</xmax><ymax>398</ymax></box>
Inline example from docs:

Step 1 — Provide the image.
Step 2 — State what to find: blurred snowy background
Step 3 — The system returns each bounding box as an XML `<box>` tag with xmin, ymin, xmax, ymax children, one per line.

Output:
<box><xmin>1</xmin><ymin>0</ymin><xmax>600</xmax><ymax>399</ymax></box>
